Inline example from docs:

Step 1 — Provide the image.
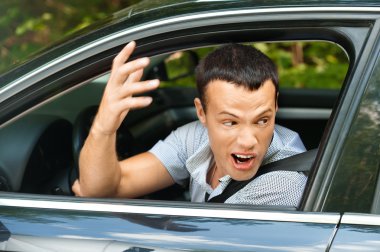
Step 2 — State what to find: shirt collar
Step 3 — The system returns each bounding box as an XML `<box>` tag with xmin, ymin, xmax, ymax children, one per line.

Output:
<box><xmin>186</xmin><ymin>129</ymin><xmax>279</xmax><ymax>187</ymax></box>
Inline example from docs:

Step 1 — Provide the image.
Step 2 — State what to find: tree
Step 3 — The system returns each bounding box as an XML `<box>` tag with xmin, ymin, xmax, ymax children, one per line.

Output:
<box><xmin>0</xmin><ymin>0</ymin><xmax>140</xmax><ymax>74</ymax></box>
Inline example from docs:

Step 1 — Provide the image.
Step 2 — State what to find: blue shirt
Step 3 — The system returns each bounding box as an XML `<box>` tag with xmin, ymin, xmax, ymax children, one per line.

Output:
<box><xmin>149</xmin><ymin>120</ymin><xmax>307</xmax><ymax>206</ymax></box>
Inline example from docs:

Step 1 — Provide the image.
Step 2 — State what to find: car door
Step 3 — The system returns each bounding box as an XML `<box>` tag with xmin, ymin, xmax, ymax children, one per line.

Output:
<box><xmin>0</xmin><ymin>197</ymin><xmax>340</xmax><ymax>251</ymax></box>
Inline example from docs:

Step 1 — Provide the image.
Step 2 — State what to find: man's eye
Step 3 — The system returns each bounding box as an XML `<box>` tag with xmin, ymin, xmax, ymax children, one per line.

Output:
<box><xmin>223</xmin><ymin>121</ymin><xmax>235</xmax><ymax>127</ymax></box>
<box><xmin>257</xmin><ymin>118</ymin><xmax>269</xmax><ymax>126</ymax></box>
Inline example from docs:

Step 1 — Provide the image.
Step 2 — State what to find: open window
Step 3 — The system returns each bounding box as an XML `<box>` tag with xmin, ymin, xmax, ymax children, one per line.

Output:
<box><xmin>0</xmin><ymin>40</ymin><xmax>349</xmax><ymax>203</ymax></box>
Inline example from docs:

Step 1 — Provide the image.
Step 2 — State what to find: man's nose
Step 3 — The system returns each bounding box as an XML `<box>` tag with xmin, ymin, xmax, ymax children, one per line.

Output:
<box><xmin>236</xmin><ymin>127</ymin><xmax>258</xmax><ymax>149</ymax></box>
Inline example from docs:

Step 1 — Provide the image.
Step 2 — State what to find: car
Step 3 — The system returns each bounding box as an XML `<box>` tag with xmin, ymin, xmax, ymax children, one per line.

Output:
<box><xmin>0</xmin><ymin>0</ymin><xmax>379</xmax><ymax>251</ymax></box>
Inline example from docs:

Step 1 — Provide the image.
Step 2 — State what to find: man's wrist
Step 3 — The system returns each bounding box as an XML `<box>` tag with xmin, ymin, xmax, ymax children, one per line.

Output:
<box><xmin>90</xmin><ymin>121</ymin><xmax>117</xmax><ymax>138</ymax></box>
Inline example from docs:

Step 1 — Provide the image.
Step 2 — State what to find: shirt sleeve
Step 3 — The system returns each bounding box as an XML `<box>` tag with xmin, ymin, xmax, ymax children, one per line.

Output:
<box><xmin>149</xmin><ymin>121</ymin><xmax>207</xmax><ymax>186</ymax></box>
<box><xmin>225</xmin><ymin>171</ymin><xmax>307</xmax><ymax>207</ymax></box>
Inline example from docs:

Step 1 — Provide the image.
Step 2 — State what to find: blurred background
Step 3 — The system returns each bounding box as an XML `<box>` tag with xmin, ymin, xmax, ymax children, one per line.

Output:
<box><xmin>0</xmin><ymin>0</ymin><xmax>140</xmax><ymax>75</ymax></box>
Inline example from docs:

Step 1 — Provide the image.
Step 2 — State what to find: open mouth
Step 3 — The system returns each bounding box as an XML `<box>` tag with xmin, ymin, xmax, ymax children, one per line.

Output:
<box><xmin>232</xmin><ymin>154</ymin><xmax>255</xmax><ymax>164</ymax></box>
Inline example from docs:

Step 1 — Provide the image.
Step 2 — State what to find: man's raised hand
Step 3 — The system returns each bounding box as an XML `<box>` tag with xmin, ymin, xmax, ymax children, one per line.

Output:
<box><xmin>92</xmin><ymin>41</ymin><xmax>160</xmax><ymax>135</ymax></box>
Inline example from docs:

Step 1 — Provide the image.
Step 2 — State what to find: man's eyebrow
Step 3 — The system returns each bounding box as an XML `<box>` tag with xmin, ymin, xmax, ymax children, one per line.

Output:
<box><xmin>256</xmin><ymin>108</ymin><xmax>274</xmax><ymax>117</ymax></box>
<box><xmin>218</xmin><ymin>111</ymin><xmax>239</xmax><ymax>118</ymax></box>
<box><xmin>218</xmin><ymin>108</ymin><xmax>274</xmax><ymax>118</ymax></box>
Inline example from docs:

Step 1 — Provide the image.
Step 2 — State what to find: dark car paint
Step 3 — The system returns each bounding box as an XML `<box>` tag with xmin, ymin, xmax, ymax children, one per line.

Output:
<box><xmin>0</xmin><ymin>0</ymin><xmax>379</xmax><ymax>251</ymax></box>
<box><xmin>330</xmin><ymin>214</ymin><xmax>380</xmax><ymax>251</ymax></box>
<box><xmin>0</xmin><ymin>206</ymin><xmax>338</xmax><ymax>251</ymax></box>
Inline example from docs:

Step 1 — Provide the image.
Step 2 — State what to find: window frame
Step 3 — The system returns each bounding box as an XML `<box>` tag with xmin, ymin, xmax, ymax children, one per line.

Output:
<box><xmin>0</xmin><ymin>10</ymin><xmax>376</xmax><ymax>214</ymax></box>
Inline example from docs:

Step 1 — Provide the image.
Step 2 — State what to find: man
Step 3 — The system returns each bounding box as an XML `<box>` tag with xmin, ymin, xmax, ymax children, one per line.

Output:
<box><xmin>72</xmin><ymin>41</ymin><xmax>306</xmax><ymax>206</ymax></box>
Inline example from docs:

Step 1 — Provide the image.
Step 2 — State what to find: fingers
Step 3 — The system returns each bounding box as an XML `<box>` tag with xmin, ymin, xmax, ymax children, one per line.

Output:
<box><xmin>119</xmin><ymin>96</ymin><xmax>154</xmax><ymax>110</ymax></box>
<box><xmin>110</xmin><ymin>41</ymin><xmax>150</xmax><ymax>88</ymax></box>
<box><xmin>120</xmin><ymin>79</ymin><xmax>160</xmax><ymax>98</ymax></box>
<box><xmin>126</xmin><ymin>68</ymin><xmax>144</xmax><ymax>85</ymax></box>
<box><xmin>114</xmin><ymin>79</ymin><xmax>159</xmax><ymax>111</ymax></box>
<box><xmin>94</xmin><ymin>42</ymin><xmax>158</xmax><ymax>135</ymax></box>
<box><xmin>72</xmin><ymin>179</ymin><xmax>82</xmax><ymax>197</ymax></box>
<box><xmin>111</xmin><ymin>57</ymin><xmax>150</xmax><ymax>87</ymax></box>
<box><xmin>112</xmin><ymin>41</ymin><xmax>136</xmax><ymax>70</ymax></box>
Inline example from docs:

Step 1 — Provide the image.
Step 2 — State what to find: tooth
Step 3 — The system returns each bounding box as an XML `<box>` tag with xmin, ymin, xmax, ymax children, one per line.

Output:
<box><xmin>236</xmin><ymin>154</ymin><xmax>252</xmax><ymax>159</ymax></box>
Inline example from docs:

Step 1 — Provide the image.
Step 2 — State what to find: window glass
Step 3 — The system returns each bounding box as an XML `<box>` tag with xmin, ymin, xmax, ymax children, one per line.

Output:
<box><xmin>324</xmin><ymin>56</ymin><xmax>380</xmax><ymax>213</ymax></box>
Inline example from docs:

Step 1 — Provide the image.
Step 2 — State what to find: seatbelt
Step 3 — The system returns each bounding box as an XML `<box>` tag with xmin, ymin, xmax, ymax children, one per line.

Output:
<box><xmin>206</xmin><ymin>149</ymin><xmax>317</xmax><ymax>203</ymax></box>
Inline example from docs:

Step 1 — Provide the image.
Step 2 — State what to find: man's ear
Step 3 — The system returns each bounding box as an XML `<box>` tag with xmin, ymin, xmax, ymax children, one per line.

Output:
<box><xmin>194</xmin><ymin>98</ymin><xmax>206</xmax><ymax>124</ymax></box>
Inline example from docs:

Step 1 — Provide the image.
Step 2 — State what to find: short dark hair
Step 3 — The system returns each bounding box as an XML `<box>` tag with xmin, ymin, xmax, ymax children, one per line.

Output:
<box><xmin>195</xmin><ymin>43</ymin><xmax>279</xmax><ymax>109</ymax></box>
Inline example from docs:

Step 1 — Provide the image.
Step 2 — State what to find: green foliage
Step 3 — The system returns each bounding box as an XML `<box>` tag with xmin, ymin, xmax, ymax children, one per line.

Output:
<box><xmin>160</xmin><ymin>42</ymin><xmax>349</xmax><ymax>90</ymax></box>
<box><xmin>0</xmin><ymin>0</ymin><xmax>140</xmax><ymax>75</ymax></box>
<box><xmin>256</xmin><ymin>41</ymin><xmax>349</xmax><ymax>89</ymax></box>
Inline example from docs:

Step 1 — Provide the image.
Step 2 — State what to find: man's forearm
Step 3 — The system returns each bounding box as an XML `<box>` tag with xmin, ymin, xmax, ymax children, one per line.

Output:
<box><xmin>79</xmin><ymin>129</ymin><xmax>121</xmax><ymax>197</ymax></box>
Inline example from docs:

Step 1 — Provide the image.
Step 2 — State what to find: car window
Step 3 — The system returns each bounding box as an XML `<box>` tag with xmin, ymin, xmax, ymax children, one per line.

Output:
<box><xmin>324</xmin><ymin>51</ymin><xmax>380</xmax><ymax>214</ymax></box>
<box><xmin>0</xmin><ymin>41</ymin><xmax>349</xmax><ymax>204</ymax></box>
<box><xmin>156</xmin><ymin>41</ymin><xmax>348</xmax><ymax>90</ymax></box>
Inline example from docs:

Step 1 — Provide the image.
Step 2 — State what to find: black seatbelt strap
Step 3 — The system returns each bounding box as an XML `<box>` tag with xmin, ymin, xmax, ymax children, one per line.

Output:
<box><xmin>207</xmin><ymin>149</ymin><xmax>317</xmax><ymax>203</ymax></box>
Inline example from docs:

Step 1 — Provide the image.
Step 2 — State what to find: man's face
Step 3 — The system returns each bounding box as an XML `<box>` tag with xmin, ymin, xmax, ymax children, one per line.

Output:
<box><xmin>195</xmin><ymin>79</ymin><xmax>277</xmax><ymax>181</ymax></box>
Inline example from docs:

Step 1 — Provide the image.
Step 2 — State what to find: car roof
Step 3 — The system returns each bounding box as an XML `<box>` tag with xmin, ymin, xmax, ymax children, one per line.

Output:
<box><xmin>110</xmin><ymin>0</ymin><xmax>380</xmax><ymax>26</ymax></box>
<box><xmin>119</xmin><ymin>0</ymin><xmax>380</xmax><ymax>17</ymax></box>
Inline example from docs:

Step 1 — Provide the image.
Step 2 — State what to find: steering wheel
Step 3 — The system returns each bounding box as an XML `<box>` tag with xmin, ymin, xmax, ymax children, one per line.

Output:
<box><xmin>71</xmin><ymin>105</ymin><xmax>138</xmax><ymax>193</ymax></box>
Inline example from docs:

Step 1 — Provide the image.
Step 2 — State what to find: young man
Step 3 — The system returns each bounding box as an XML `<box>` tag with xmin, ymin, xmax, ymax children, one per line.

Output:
<box><xmin>72</xmin><ymin>42</ymin><xmax>306</xmax><ymax>206</ymax></box>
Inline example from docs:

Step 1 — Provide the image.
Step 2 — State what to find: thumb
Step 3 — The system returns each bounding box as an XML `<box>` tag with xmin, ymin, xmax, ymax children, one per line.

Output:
<box><xmin>72</xmin><ymin>179</ymin><xmax>83</xmax><ymax>197</ymax></box>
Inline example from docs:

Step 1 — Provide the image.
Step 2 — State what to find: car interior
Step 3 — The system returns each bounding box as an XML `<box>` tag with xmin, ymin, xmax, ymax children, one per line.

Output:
<box><xmin>0</xmin><ymin>41</ymin><xmax>348</xmax><ymax>203</ymax></box>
